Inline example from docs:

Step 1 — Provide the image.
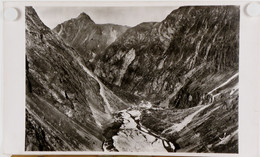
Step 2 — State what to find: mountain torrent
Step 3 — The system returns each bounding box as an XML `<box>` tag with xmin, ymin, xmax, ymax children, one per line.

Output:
<box><xmin>25</xmin><ymin>6</ymin><xmax>239</xmax><ymax>153</ymax></box>
<box><xmin>25</xmin><ymin>6</ymin><xmax>128</xmax><ymax>151</ymax></box>
<box><xmin>93</xmin><ymin>6</ymin><xmax>239</xmax><ymax>153</ymax></box>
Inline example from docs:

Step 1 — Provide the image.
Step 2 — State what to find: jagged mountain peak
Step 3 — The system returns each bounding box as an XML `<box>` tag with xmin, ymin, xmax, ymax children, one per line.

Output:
<box><xmin>94</xmin><ymin>6</ymin><xmax>239</xmax><ymax>105</ymax></box>
<box><xmin>52</xmin><ymin>12</ymin><xmax>129</xmax><ymax>67</ymax></box>
<box><xmin>25</xmin><ymin>6</ymin><xmax>50</xmax><ymax>32</ymax></box>
<box><xmin>26</xmin><ymin>6</ymin><xmax>129</xmax><ymax>151</ymax></box>
<box><xmin>76</xmin><ymin>12</ymin><xmax>95</xmax><ymax>23</ymax></box>
<box><xmin>25</xmin><ymin>6</ymin><xmax>238</xmax><ymax>153</ymax></box>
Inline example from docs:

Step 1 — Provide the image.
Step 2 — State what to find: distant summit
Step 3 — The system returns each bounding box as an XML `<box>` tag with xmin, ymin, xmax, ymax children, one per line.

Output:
<box><xmin>25</xmin><ymin>6</ymin><xmax>239</xmax><ymax>153</ymax></box>
<box><xmin>77</xmin><ymin>12</ymin><xmax>95</xmax><ymax>23</ymax></box>
<box><xmin>53</xmin><ymin>13</ymin><xmax>129</xmax><ymax>70</ymax></box>
<box><xmin>25</xmin><ymin>6</ymin><xmax>128</xmax><ymax>151</ymax></box>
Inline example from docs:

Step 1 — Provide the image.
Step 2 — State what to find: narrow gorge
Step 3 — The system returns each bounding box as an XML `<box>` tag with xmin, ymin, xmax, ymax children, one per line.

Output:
<box><xmin>25</xmin><ymin>5</ymin><xmax>239</xmax><ymax>153</ymax></box>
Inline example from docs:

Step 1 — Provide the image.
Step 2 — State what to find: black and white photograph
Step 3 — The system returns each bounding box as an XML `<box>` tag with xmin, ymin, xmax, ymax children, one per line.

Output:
<box><xmin>25</xmin><ymin>5</ymin><xmax>239</xmax><ymax>153</ymax></box>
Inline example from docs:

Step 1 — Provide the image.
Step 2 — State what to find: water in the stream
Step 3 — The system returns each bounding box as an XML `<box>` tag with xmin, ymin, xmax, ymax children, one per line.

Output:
<box><xmin>103</xmin><ymin>104</ymin><xmax>175</xmax><ymax>152</ymax></box>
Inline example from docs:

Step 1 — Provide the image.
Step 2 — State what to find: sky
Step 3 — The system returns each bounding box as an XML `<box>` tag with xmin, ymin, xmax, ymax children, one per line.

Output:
<box><xmin>34</xmin><ymin>6</ymin><xmax>179</xmax><ymax>29</ymax></box>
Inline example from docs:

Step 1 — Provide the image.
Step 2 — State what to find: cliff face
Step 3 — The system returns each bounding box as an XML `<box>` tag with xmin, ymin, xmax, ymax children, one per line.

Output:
<box><xmin>94</xmin><ymin>6</ymin><xmax>239</xmax><ymax>108</ymax></box>
<box><xmin>53</xmin><ymin>13</ymin><xmax>129</xmax><ymax>69</ymax></box>
<box><xmin>91</xmin><ymin>6</ymin><xmax>239</xmax><ymax>153</ymax></box>
<box><xmin>25</xmin><ymin>6</ymin><xmax>127</xmax><ymax>151</ymax></box>
<box><xmin>25</xmin><ymin>6</ymin><xmax>239</xmax><ymax>153</ymax></box>
<box><xmin>140</xmin><ymin>73</ymin><xmax>238</xmax><ymax>153</ymax></box>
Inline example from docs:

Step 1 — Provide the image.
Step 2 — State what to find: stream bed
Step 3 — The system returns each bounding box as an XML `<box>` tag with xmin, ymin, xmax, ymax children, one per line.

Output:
<box><xmin>102</xmin><ymin>105</ymin><xmax>175</xmax><ymax>152</ymax></box>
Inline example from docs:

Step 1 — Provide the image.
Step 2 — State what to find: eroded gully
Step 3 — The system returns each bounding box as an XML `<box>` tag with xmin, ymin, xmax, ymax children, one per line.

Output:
<box><xmin>73</xmin><ymin>57</ymin><xmax>176</xmax><ymax>152</ymax></box>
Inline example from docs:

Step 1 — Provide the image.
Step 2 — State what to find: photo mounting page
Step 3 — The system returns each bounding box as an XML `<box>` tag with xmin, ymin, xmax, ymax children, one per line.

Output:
<box><xmin>25</xmin><ymin>5</ymin><xmax>239</xmax><ymax>153</ymax></box>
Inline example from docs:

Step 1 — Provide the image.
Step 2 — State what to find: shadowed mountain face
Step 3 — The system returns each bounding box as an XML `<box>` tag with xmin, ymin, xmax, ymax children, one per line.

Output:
<box><xmin>53</xmin><ymin>13</ymin><xmax>129</xmax><ymax>68</ymax></box>
<box><xmin>25</xmin><ymin>6</ymin><xmax>239</xmax><ymax>153</ymax></box>
<box><xmin>92</xmin><ymin>6</ymin><xmax>239</xmax><ymax>153</ymax></box>
<box><xmin>25</xmin><ymin>6</ymin><xmax>127</xmax><ymax>151</ymax></box>
<box><xmin>94</xmin><ymin>6</ymin><xmax>239</xmax><ymax>108</ymax></box>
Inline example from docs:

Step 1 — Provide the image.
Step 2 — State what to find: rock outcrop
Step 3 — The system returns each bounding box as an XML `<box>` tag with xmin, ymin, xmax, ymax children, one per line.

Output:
<box><xmin>25</xmin><ymin>6</ymin><xmax>239</xmax><ymax>153</ymax></box>
<box><xmin>140</xmin><ymin>72</ymin><xmax>238</xmax><ymax>153</ymax></box>
<box><xmin>92</xmin><ymin>6</ymin><xmax>239</xmax><ymax>153</ymax></box>
<box><xmin>25</xmin><ymin>6</ymin><xmax>128</xmax><ymax>151</ymax></box>
<box><xmin>53</xmin><ymin>13</ymin><xmax>129</xmax><ymax>69</ymax></box>
<box><xmin>93</xmin><ymin>6</ymin><xmax>239</xmax><ymax>108</ymax></box>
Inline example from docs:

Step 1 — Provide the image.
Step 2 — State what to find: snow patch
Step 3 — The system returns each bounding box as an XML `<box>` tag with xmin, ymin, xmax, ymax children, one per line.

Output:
<box><xmin>110</xmin><ymin>109</ymin><xmax>175</xmax><ymax>152</ymax></box>
<box><xmin>121</xmin><ymin>112</ymin><xmax>137</xmax><ymax>128</ymax></box>
<box><xmin>128</xmin><ymin>110</ymin><xmax>141</xmax><ymax>118</ymax></box>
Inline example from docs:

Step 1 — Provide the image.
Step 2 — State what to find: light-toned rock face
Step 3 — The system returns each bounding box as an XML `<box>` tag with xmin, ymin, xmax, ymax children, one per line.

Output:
<box><xmin>25</xmin><ymin>7</ymin><xmax>128</xmax><ymax>151</ymax></box>
<box><xmin>93</xmin><ymin>6</ymin><xmax>239</xmax><ymax>153</ymax></box>
<box><xmin>114</xmin><ymin>48</ymin><xmax>136</xmax><ymax>86</ymax></box>
<box><xmin>94</xmin><ymin>6</ymin><xmax>239</xmax><ymax>108</ymax></box>
<box><xmin>141</xmin><ymin>73</ymin><xmax>238</xmax><ymax>153</ymax></box>
<box><xmin>25</xmin><ymin>6</ymin><xmax>239</xmax><ymax>153</ymax></box>
<box><xmin>53</xmin><ymin>15</ymin><xmax>129</xmax><ymax>68</ymax></box>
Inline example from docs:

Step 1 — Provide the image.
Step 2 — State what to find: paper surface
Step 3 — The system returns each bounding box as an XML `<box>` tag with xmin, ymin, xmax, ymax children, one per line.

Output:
<box><xmin>1</xmin><ymin>1</ymin><xmax>260</xmax><ymax>157</ymax></box>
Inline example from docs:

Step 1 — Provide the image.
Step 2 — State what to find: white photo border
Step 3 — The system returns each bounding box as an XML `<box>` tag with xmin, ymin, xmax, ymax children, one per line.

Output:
<box><xmin>2</xmin><ymin>1</ymin><xmax>260</xmax><ymax>157</ymax></box>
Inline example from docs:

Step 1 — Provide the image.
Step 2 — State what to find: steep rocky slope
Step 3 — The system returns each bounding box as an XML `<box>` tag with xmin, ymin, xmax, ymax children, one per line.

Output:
<box><xmin>92</xmin><ymin>6</ymin><xmax>239</xmax><ymax>153</ymax></box>
<box><xmin>140</xmin><ymin>73</ymin><xmax>238</xmax><ymax>153</ymax></box>
<box><xmin>25</xmin><ymin>5</ymin><xmax>239</xmax><ymax>153</ymax></box>
<box><xmin>53</xmin><ymin>13</ymin><xmax>129</xmax><ymax>68</ymax></box>
<box><xmin>25</xmin><ymin>6</ymin><xmax>128</xmax><ymax>151</ymax></box>
<box><xmin>94</xmin><ymin>6</ymin><xmax>239</xmax><ymax>108</ymax></box>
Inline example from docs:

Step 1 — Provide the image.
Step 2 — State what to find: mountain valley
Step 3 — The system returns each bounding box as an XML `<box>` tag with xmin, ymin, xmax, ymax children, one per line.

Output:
<box><xmin>25</xmin><ymin>6</ymin><xmax>239</xmax><ymax>153</ymax></box>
